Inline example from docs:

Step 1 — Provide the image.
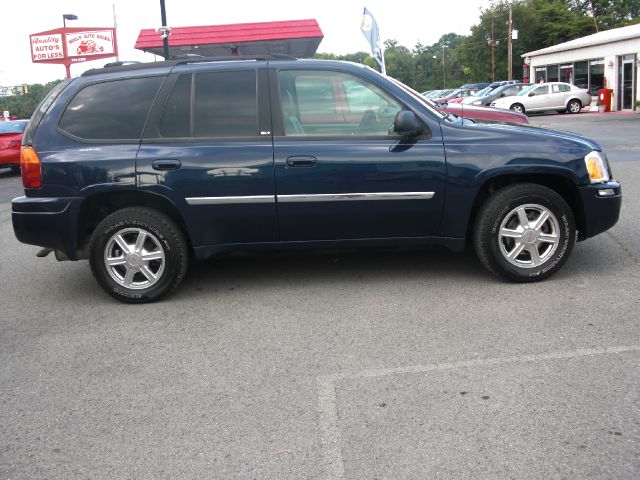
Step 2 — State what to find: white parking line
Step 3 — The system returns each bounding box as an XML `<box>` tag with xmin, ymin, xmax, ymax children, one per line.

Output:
<box><xmin>316</xmin><ymin>345</ymin><xmax>640</xmax><ymax>480</ymax></box>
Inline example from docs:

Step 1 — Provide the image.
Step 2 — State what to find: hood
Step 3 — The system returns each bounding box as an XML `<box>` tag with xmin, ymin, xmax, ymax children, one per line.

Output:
<box><xmin>462</xmin><ymin>120</ymin><xmax>602</xmax><ymax>152</ymax></box>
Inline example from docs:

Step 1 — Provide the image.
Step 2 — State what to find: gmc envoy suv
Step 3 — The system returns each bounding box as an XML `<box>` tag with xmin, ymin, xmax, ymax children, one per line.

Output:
<box><xmin>13</xmin><ymin>56</ymin><xmax>621</xmax><ymax>302</ymax></box>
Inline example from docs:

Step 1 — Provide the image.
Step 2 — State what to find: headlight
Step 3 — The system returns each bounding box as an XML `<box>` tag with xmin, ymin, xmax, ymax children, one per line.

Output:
<box><xmin>472</xmin><ymin>100</ymin><xmax>482</xmax><ymax>105</ymax></box>
<box><xmin>584</xmin><ymin>151</ymin><xmax>610</xmax><ymax>183</ymax></box>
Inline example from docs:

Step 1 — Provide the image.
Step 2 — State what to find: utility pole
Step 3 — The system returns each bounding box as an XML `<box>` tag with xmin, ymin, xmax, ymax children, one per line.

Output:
<box><xmin>491</xmin><ymin>16</ymin><xmax>496</xmax><ymax>82</ymax></box>
<box><xmin>507</xmin><ymin>4</ymin><xmax>513</xmax><ymax>80</ymax></box>
<box><xmin>442</xmin><ymin>43</ymin><xmax>447</xmax><ymax>89</ymax></box>
<box><xmin>113</xmin><ymin>4</ymin><xmax>119</xmax><ymax>61</ymax></box>
<box><xmin>487</xmin><ymin>15</ymin><xmax>500</xmax><ymax>82</ymax></box>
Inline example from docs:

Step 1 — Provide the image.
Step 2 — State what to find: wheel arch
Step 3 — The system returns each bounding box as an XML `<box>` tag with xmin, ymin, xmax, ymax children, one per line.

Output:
<box><xmin>76</xmin><ymin>190</ymin><xmax>192</xmax><ymax>258</ymax></box>
<box><xmin>467</xmin><ymin>173</ymin><xmax>586</xmax><ymax>240</ymax></box>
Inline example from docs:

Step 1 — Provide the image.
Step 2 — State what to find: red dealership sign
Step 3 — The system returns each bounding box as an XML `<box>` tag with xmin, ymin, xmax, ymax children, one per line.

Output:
<box><xmin>30</xmin><ymin>27</ymin><xmax>118</xmax><ymax>77</ymax></box>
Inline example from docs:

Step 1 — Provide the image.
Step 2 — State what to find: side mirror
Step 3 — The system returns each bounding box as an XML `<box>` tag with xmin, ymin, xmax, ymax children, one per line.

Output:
<box><xmin>528</xmin><ymin>92</ymin><xmax>535</xmax><ymax>97</ymax></box>
<box><xmin>393</xmin><ymin>110</ymin><xmax>426</xmax><ymax>137</ymax></box>
<box><xmin>500</xmin><ymin>93</ymin><xmax>505</xmax><ymax>97</ymax></box>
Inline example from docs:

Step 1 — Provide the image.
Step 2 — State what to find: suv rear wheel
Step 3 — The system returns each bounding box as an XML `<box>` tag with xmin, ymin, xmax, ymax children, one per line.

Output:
<box><xmin>473</xmin><ymin>183</ymin><xmax>575</xmax><ymax>282</ymax></box>
<box><xmin>88</xmin><ymin>207</ymin><xmax>188</xmax><ymax>303</ymax></box>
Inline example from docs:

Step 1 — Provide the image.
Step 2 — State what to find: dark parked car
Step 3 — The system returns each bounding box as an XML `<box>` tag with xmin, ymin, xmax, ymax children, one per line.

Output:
<box><xmin>0</xmin><ymin>120</ymin><xmax>29</xmax><ymax>171</ymax></box>
<box><xmin>13</xmin><ymin>57</ymin><xmax>621</xmax><ymax>302</ymax></box>
<box><xmin>462</xmin><ymin>83</ymin><xmax>528</xmax><ymax>106</ymax></box>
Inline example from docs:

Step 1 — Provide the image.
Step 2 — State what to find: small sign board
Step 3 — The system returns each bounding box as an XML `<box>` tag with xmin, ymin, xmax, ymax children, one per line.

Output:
<box><xmin>29</xmin><ymin>27</ymin><xmax>118</xmax><ymax>75</ymax></box>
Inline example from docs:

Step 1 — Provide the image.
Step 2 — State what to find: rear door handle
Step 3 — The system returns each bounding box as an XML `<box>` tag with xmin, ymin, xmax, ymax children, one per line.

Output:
<box><xmin>286</xmin><ymin>155</ymin><xmax>316</xmax><ymax>167</ymax></box>
<box><xmin>152</xmin><ymin>159</ymin><xmax>181</xmax><ymax>171</ymax></box>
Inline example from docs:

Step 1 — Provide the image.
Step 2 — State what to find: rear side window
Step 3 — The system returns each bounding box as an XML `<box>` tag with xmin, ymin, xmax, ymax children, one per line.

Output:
<box><xmin>552</xmin><ymin>84</ymin><xmax>571</xmax><ymax>93</ymax></box>
<box><xmin>59</xmin><ymin>76</ymin><xmax>163</xmax><ymax>140</ymax></box>
<box><xmin>194</xmin><ymin>71</ymin><xmax>257</xmax><ymax>137</ymax></box>
<box><xmin>159</xmin><ymin>74</ymin><xmax>191</xmax><ymax>138</ymax></box>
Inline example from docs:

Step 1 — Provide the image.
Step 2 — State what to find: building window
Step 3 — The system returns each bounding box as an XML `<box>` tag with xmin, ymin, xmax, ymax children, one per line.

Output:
<box><xmin>547</xmin><ymin>65</ymin><xmax>559</xmax><ymax>82</ymax></box>
<box><xmin>534</xmin><ymin>67</ymin><xmax>546</xmax><ymax>83</ymax></box>
<box><xmin>560</xmin><ymin>64</ymin><xmax>573</xmax><ymax>83</ymax></box>
<box><xmin>589</xmin><ymin>59</ymin><xmax>605</xmax><ymax>95</ymax></box>
<box><xmin>574</xmin><ymin>61</ymin><xmax>588</xmax><ymax>89</ymax></box>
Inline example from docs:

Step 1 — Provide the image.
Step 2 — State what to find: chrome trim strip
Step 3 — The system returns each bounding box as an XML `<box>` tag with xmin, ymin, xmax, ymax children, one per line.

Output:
<box><xmin>277</xmin><ymin>192</ymin><xmax>435</xmax><ymax>203</ymax></box>
<box><xmin>185</xmin><ymin>195</ymin><xmax>275</xmax><ymax>205</ymax></box>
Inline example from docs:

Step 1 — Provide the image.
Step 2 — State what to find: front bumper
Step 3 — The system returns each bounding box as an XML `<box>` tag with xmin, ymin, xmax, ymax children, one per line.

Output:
<box><xmin>577</xmin><ymin>181</ymin><xmax>621</xmax><ymax>240</ymax></box>
<box><xmin>12</xmin><ymin>196</ymin><xmax>82</xmax><ymax>260</ymax></box>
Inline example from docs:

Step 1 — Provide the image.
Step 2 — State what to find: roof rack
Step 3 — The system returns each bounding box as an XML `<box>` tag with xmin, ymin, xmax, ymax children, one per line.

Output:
<box><xmin>82</xmin><ymin>54</ymin><xmax>297</xmax><ymax>77</ymax></box>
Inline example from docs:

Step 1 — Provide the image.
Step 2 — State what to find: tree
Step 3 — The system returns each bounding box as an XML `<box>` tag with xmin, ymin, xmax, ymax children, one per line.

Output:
<box><xmin>565</xmin><ymin>0</ymin><xmax>640</xmax><ymax>30</ymax></box>
<box><xmin>0</xmin><ymin>80</ymin><xmax>63</xmax><ymax>119</ymax></box>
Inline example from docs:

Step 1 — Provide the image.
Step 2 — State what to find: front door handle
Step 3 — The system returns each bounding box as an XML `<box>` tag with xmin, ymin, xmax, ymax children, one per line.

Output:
<box><xmin>286</xmin><ymin>155</ymin><xmax>316</xmax><ymax>167</ymax></box>
<box><xmin>152</xmin><ymin>159</ymin><xmax>181</xmax><ymax>171</ymax></box>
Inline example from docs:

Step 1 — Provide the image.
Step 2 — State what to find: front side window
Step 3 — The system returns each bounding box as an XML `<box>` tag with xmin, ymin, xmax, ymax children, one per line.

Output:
<box><xmin>279</xmin><ymin>70</ymin><xmax>402</xmax><ymax>137</ymax></box>
<box><xmin>533</xmin><ymin>85</ymin><xmax>549</xmax><ymax>95</ymax></box>
<box><xmin>59</xmin><ymin>76</ymin><xmax>163</xmax><ymax>140</ymax></box>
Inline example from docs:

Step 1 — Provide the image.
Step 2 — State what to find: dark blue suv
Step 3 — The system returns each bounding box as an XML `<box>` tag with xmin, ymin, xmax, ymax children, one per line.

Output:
<box><xmin>13</xmin><ymin>57</ymin><xmax>621</xmax><ymax>302</ymax></box>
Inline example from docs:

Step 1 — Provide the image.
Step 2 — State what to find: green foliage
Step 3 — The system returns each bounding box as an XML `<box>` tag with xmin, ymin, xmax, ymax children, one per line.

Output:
<box><xmin>565</xmin><ymin>0</ymin><xmax>640</xmax><ymax>29</ymax></box>
<box><xmin>0</xmin><ymin>80</ymin><xmax>63</xmax><ymax>119</ymax></box>
<box><xmin>314</xmin><ymin>0</ymin><xmax>637</xmax><ymax>89</ymax></box>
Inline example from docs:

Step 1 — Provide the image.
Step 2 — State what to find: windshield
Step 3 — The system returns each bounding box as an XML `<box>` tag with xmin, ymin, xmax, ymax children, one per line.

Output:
<box><xmin>517</xmin><ymin>84</ymin><xmax>537</xmax><ymax>96</ymax></box>
<box><xmin>0</xmin><ymin>120</ymin><xmax>28</xmax><ymax>134</ymax></box>
<box><xmin>473</xmin><ymin>86</ymin><xmax>493</xmax><ymax>97</ymax></box>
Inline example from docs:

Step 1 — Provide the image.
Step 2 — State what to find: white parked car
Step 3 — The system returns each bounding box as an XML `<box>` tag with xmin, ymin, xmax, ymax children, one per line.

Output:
<box><xmin>490</xmin><ymin>82</ymin><xmax>592</xmax><ymax>115</ymax></box>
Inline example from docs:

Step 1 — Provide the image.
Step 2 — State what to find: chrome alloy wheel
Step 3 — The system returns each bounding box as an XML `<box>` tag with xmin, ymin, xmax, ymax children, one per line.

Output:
<box><xmin>103</xmin><ymin>228</ymin><xmax>165</xmax><ymax>289</ymax></box>
<box><xmin>498</xmin><ymin>204</ymin><xmax>560</xmax><ymax>268</ymax></box>
<box><xmin>568</xmin><ymin>100</ymin><xmax>581</xmax><ymax>113</ymax></box>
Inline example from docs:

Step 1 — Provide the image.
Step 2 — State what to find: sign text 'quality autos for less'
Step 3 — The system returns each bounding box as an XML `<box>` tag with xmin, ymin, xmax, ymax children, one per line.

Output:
<box><xmin>30</xmin><ymin>34</ymin><xmax>63</xmax><ymax>61</ymax></box>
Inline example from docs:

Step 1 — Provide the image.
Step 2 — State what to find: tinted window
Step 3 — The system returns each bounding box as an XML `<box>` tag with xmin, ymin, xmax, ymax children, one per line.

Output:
<box><xmin>59</xmin><ymin>77</ymin><xmax>163</xmax><ymax>140</ymax></box>
<box><xmin>279</xmin><ymin>70</ymin><xmax>402</xmax><ymax>137</ymax></box>
<box><xmin>552</xmin><ymin>84</ymin><xmax>571</xmax><ymax>93</ymax></box>
<box><xmin>159</xmin><ymin>74</ymin><xmax>191</xmax><ymax>137</ymax></box>
<box><xmin>533</xmin><ymin>85</ymin><xmax>549</xmax><ymax>95</ymax></box>
<box><xmin>194</xmin><ymin>71</ymin><xmax>257</xmax><ymax>137</ymax></box>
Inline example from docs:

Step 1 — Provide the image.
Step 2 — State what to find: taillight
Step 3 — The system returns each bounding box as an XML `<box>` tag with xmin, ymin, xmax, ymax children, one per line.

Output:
<box><xmin>20</xmin><ymin>146</ymin><xmax>42</xmax><ymax>189</ymax></box>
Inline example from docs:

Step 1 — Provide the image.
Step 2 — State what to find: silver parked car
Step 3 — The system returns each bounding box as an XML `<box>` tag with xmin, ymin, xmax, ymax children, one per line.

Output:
<box><xmin>490</xmin><ymin>82</ymin><xmax>592</xmax><ymax>114</ymax></box>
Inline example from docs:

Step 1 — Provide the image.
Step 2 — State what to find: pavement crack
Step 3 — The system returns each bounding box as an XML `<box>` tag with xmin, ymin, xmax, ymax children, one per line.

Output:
<box><xmin>605</xmin><ymin>231</ymin><xmax>639</xmax><ymax>263</ymax></box>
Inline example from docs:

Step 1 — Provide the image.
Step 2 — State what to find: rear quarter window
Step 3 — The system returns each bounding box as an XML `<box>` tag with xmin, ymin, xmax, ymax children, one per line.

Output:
<box><xmin>59</xmin><ymin>76</ymin><xmax>164</xmax><ymax>140</ymax></box>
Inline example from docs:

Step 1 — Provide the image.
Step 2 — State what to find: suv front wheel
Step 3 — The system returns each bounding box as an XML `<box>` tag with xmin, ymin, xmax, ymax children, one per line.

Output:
<box><xmin>88</xmin><ymin>207</ymin><xmax>188</xmax><ymax>303</ymax></box>
<box><xmin>473</xmin><ymin>183</ymin><xmax>575</xmax><ymax>282</ymax></box>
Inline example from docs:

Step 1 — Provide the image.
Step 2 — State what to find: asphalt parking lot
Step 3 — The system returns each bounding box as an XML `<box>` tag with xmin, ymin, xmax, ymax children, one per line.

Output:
<box><xmin>1</xmin><ymin>113</ymin><xmax>639</xmax><ymax>479</ymax></box>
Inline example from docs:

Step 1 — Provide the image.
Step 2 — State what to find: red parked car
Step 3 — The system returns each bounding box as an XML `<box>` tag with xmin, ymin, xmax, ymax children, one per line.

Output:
<box><xmin>439</xmin><ymin>103</ymin><xmax>529</xmax><ymax>125</ymax></box>
<box><xmin>0</xmin><ymin>120</ymin><xmax>29</xmax><ymax>171</ymax></box>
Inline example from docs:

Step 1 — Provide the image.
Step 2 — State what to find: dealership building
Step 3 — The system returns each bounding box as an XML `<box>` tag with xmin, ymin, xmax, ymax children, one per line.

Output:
<box><xmin>522</xmin><ymin>23</ymin><xmax>639</xmax><ymax>111</ymax></box>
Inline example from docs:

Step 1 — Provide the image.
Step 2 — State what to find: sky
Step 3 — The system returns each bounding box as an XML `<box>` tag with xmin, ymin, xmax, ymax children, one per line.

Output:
<box><xmin>0</xmin><ymin>0</ymin><xmax>492</xmax><ymax>86</ymax></box>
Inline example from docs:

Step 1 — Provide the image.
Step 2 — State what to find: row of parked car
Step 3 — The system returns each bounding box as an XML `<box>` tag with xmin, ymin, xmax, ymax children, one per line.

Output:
<box><xmin>422</xmin><ymin>80</ymin><xmax>593</xmax><ymax>116</ymax></box>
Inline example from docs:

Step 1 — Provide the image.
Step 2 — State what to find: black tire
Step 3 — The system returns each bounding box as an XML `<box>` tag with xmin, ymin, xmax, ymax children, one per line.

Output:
<box><xmin>473</xmin><ymin>183</ymin><xmax>575</xmax><ymax>282</ymax></box>
<box><xmin>88</xmin><ymin>207</ymin><xmax>188</xmax><ymax>303</ymax></box>
<box><xmin>567</xmin><ymin>99</ymin><xmax>582</xmax><ymax>114</ymax></box>
<box><xmin>510</xmin><ymin>103</ymin><xmax>525</xmax><ymax>114</ymax></box>
<box><xmin>10</xmin><ymin>164</ymin><xmax>20</xmax><ymax>173</ymax></box>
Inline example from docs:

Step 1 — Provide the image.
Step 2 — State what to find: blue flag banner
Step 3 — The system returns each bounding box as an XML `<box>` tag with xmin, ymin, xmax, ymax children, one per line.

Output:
<box><xmin>360</xmin><ymin>7</ymin><xmax>386</xmax><ymax>75</ymax></box>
